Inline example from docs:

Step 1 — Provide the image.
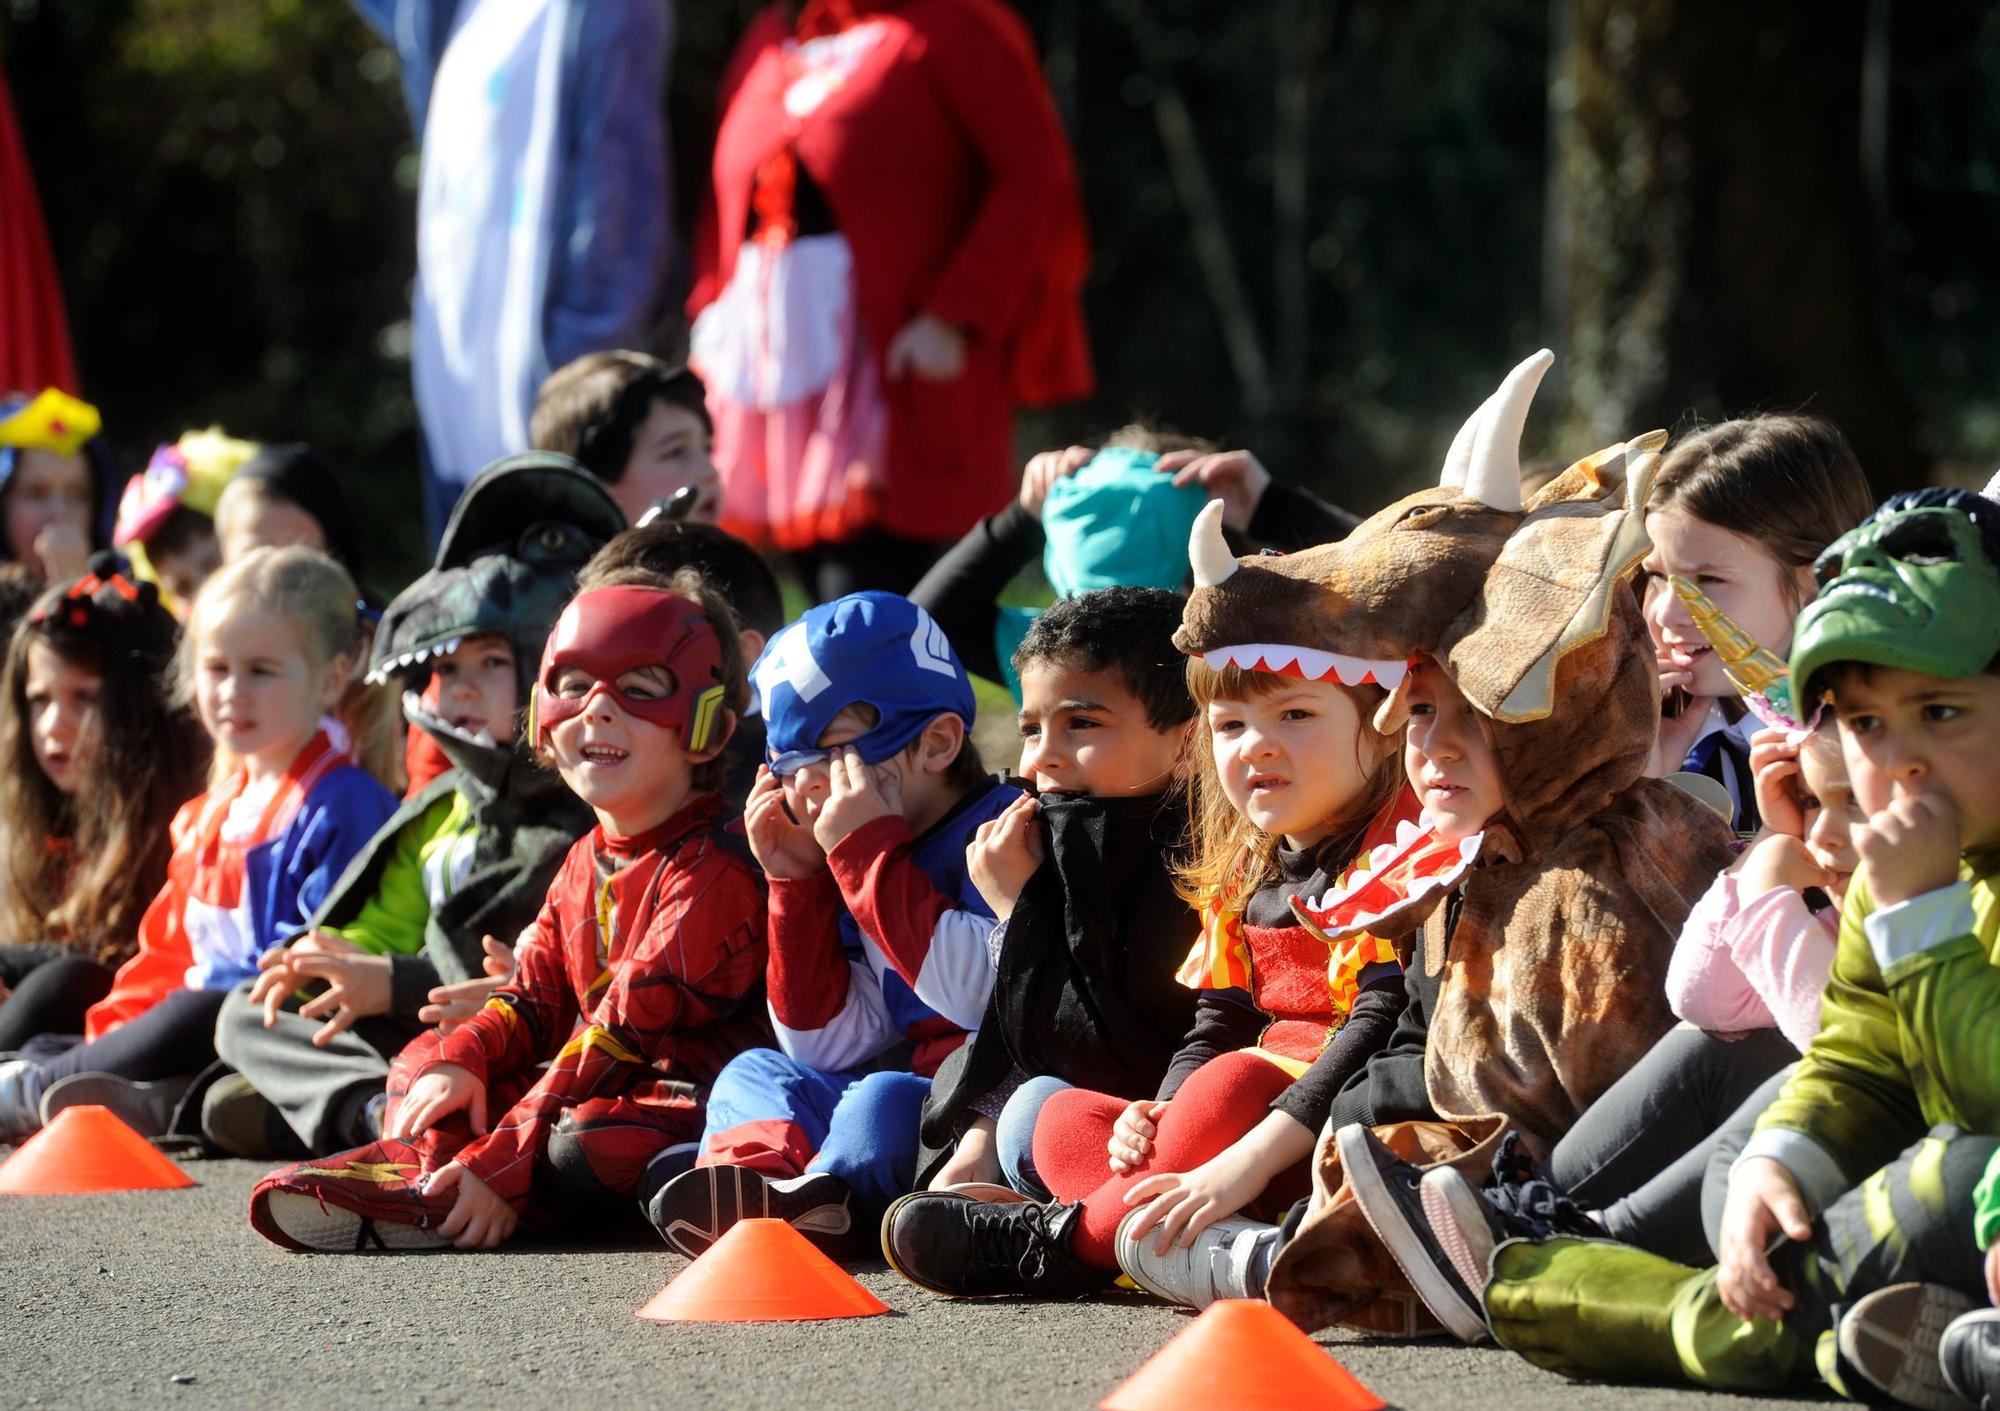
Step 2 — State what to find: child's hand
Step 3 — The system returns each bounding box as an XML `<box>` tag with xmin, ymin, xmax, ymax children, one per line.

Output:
<box><xmin>811</xmin><ymin>747</ymin><xmax>902</xmax><ymax>852</ymax></box>
<box><xmin>32</xmin><ymin>522</ymin><xmax>89</xmax><ymax>583</ymax></box>
<box><xmin>1716</xmin><ymin>1156</ymin><xmax>1812</xmax><ymax>1323</ymax></box>
<box><xmin>745</xmin><ymin>767</ymin><xmax>828</xmax><ymax>879</ymax></box>
<box><xmin>1018</xmin><ymin>445</ymin><xmax>1094</xmax><ymax>518</ymax></box>
<box><xmin>248</xmin><ymin>943</ymin><xmax>304</xmax><ymax>1021</ymax></box>
<box><xmin>1748</xmin><ymin>729</ymin><xmax>1808</xmax><ymax>839</ymax></box>
<box><xmin>966</xmin><ymin>794</ymin><xmax>1042</xmax><ymax>919</ymax></box>
<box><xmin>1855</xmin><ymin>787</ymin><xmax>1961</xmax><ymax>906</ymax></box>
<box><xmin>424</xmin><ymin>1162</ymin><xmax>517</xmax><ymax>1249</ymax></box>
<box><xmin>386</xmin><ymin>1063</ymin><xmax>486</xmax><ymax>1141</ymax></box>
<box><xmin>416</xmin><ymin>934</ymin><xmax>518</xmax><ymax>1030</ymax></box>
<box><xmin>1122</xmin><ymin>1145</ymin><xmax>1266</xmax><ymax>1254</ymax></box>
<box><xmin>1154</xmin><ymin>449</ymin><xmax>1273</xmax><ymax>533</ymax></box>
<box><xmin>1109</xmin><ymin>1099</ymin><xmax>1167</xmax><ymax>1174</ymax></box>
<box><xmin>1734</xmin><ymin>833</ymin><xmax>1827</xmax><ymax>900</ymax></box>
<box><xmin>277</xmin><ymin>932</ymin><xmax>391</xmax><ymax>1045</ymax></box>
<box><xmin>928</xmin><ymin>1116</ymin><xmax>1002</xmax><ymax>1190</ymax></box>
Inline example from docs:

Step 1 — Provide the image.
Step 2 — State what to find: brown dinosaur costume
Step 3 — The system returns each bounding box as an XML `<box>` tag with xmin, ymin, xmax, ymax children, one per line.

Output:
<box><xmin>1173</xmin><ymin>352</ymin><xmax>1735</xmax><ymax>1334</ymax></box>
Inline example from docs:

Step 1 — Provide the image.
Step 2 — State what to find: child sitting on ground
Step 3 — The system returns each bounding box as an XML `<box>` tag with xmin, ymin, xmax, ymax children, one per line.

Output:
<box><xmin>250</xmin><ymin>578</ymin><xmax>770</xmax><ymax>1251</ymax></box>
<box><xmin>0</xmin><ymin>563</ymin><xmax>210</xmax><ymax>1052</ymax></box>
<box><xmin>880</xmin><ymin>533</ymin><xmax>1418</xmax><ymax>1298</ymax></box>
<box><xmin>917</xmin><ymin>587</ymin><xmax>1200</xmax><ymax>1193</ymax></box>
<box><xmin>0</xmin><ymin>547</ymin><xmax>400</xmax><ymax>1140</ymax></box>
<box><xmin>1478</xmin><ymin>485</ymin><xmax>2000</xmax><ymax>1411</ymax></box>
<box><xmin>532</xmin><ymin>352</ymin><xmax>721</xmax><ymax>528</ymax></box>
<box><xmin>111</xmin><ymin>428</ymin><xmax>258</xmax><ymax>615</ymax></box>
<box><xmin>646</xmin><ymin>592</ymin><xmax>1016</xmax><ymax>1257</ymax></box>
<box><xmin>207</xmin><ymin>455</ymin><xmax>624</xmax><ymax>1159</ymax></box>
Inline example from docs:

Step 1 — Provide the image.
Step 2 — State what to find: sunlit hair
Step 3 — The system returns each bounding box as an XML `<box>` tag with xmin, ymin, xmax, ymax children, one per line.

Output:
<box><xmin>0</xmin><ymin>577</ymin><xmax>210</xmax><ymax>961</ymax></box>
<box><xmin>1173</xmin><ymin>659</ymin><xmax>1402</xmax><ymax>907</ymax></box>
<box><xmin>179</xmin><ymin>545</ymin><xmax>403</xmax><ymax>791</ymax></box>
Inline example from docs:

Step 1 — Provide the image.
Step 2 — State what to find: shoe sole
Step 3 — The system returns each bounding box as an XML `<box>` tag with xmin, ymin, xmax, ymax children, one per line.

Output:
<box><xmin>1337</xmin><ymin>1124</ymin><xmax>1489</xmax><ymax>1344</ymax></box>
<box><xmin>1112</xmin><ymin>1209</ymin><xmax>1184</xmax><ymax>1305</ymax></box>
<box><xmin>40</xmin><ymin>1072</ymin><xmax>190</xmax><ymax>1139</ymax></box>
<box><xmin>255</xmin><ymin>1190</ymin><xmax>452</xmax><ymax>1254</ymax></box>
<box><xmin>1420</xmin><ymin>1167</ymin><xmax>1496</xmax><ymax>1300</ymax></box>
<box><xmin>653</xmin><ymin>1167</ymin><xmax>852</xmax><ymax>1259</ymax></box>
<box><xmin>1840</xmin><ymin>1282</ymin><xmax>1979</xmax><ymax>1411</ymax></box>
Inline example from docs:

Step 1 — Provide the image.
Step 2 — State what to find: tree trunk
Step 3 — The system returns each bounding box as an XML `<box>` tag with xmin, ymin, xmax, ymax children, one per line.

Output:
<box><xmin>1548</xmin><ymin>0</ymin><xmax>1923</xmax><ymax>492</ymax></box>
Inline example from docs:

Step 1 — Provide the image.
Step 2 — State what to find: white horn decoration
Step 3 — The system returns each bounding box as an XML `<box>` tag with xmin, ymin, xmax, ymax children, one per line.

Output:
<box><xmin>1438</xmin><ymin>394</ymin><xmax>1489</xmax><ymax>490</ymax></box>
<box><xmin>1188</xmin><ymin>499</ymin><xmax>1237</xmax><ymax>588</ymax></box>
<box><xmin>1461</xmin><ymin>348</ymin><xmax>1554</xmax><ymax>514</ymax></box>
<box><xmin>1982</xmin><ymin>467</ymin><xmax>2000</xmax><ymax>506</ymax></box>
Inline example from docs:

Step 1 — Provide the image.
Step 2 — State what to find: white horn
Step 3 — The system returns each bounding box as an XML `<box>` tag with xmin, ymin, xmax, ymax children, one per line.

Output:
<box><xmin>1982</xmin><ymin>467</ymin><xmax>2000</xmax><ymax>506</ymax></box>
<box><xmin>1189</xmin><ymin>499</ymin><xmax>1237</xmax><ymax>588</ymax></box>
<box><xmin>1462</xmin><ymin>348</ymin><xmax>1554</xmax><ymax>513</ymax></box>
<box><xmin>1439</xmin><ymin>395</ymin><xmax>1489</xmax><ymax>490</ymax></box>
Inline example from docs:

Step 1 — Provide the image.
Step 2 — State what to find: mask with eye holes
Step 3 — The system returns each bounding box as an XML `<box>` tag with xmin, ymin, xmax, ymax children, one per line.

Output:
<box><xmin>531</xmin><ymin>586</ymin><xmax>729</xmax><ymax>756</ymax></box>
<box><xmin>1789</xmin><ymin>488</ymin><xmax>2000</xmax><ymax>699</ymax></box>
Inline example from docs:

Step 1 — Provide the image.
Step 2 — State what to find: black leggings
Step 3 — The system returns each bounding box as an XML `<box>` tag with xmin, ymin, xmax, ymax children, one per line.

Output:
<box><xmin>0</xmin><ymin>943</ymin><xmax>114</xmax><ymax>1052</ymax></box>
<box><xmin>21</xmin><ymin>987</ymin><xmax>228</xmax><ymax>1084</ymax></box>
<box><xmin>1546</xmin><ymin>1023</ymin><xmax>1797</xmax><ymax>1265</ymax></box>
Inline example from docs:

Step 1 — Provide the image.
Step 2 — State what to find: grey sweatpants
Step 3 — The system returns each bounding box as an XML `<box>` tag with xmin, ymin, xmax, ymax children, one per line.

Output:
<box><xmin>213</xmin><ymin>980</ymin><xmax>425</xmax><ymax>1154</ymax></box>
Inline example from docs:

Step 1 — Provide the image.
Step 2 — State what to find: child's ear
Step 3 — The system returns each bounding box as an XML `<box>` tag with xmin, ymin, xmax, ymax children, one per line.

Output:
<box><xmin>319</xmin><ymin>651</ymin><xmax>353</xmax><ymax>709</ymax></box>
<box><xmin>739</xmin><ymin>628</ymin><xmax>767</xmax><ymax>663</ymax></box>
<box><xmin>916</xmin><ymin>712</ymin><xmax>966</xmax><ymax>776</ymax></box>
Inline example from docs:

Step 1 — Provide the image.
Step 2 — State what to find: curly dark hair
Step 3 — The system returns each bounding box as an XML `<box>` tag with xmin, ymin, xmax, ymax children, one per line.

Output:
<box><xmin>1013</xmin><ymin>587</ymin><xmax>1196</xmax><ymax>731</ymax></box>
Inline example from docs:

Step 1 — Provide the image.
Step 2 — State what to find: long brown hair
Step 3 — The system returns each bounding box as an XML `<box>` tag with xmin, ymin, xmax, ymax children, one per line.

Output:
<box><xmin>0</xmin><ymin>573</ymin><xmax>210</xmax><ymax>960</ymax></box>
<box><xmin>1174</xmin><ymin>660</ymin><xmax>1403</xmax><ymax>908</ymax></box>
<box><xmin>181</xmin><ymin>547</ymin><xmax>404</xmax><ymax>792</ymax></box>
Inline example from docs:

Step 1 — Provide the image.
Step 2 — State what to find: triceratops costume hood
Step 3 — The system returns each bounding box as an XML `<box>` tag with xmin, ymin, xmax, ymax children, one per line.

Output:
<box><xmin>1179</xmin><ymin>352</ymin><xmax>1735</xmax><ymax>1333</ymax></box>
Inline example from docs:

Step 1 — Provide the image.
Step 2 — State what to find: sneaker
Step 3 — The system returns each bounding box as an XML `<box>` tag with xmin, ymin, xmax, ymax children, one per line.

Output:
<box><xmin>940</xmin><ymin>1181</ymin><xmax>1031</xmax><ymax>1205</ymax></box>
<box><xmin>1837</xmin><ymin>1282</ymin><xmax>1978</xmax><ymax>1411</ymax></box>
<box><xmin>248</xmin><ymin>1138</ymin><xmax>454</xmax><ymax>1253</ymax></box>
<box><xmin>0</xmin><ymin>1058</ymin><xmax>47</xmax><ymax>1143</ymax></box>
<box><xmin>39</xmin><ymin>1071</ymin><xmax>193</xmax><ymax>1139</ymax></box>
<box><xmin>881</xmin><ymin>1191</ymin><xmax>1113</xmax><ymax>1299</ymax></box>
<box><xmin>1419</xmin><ymin>1131</ymin><xmax>1597</xmax><ymax>1302</ymax></box>
<box><xmin>1337</xmin><ymin>1122</ymin><xmax>1489</xmax><ymax>1343</ymax></box>
<box><xmin>199</xmin><ymin>1075</ymin><xmax>306</xmax><ymax>1160</ymax></box>
<box><xmin>1113</xmin><ymin>1208</ymin><xmax>1279</xmax><ymax>1308</ymax></box>
<box><xmin>1941</xmin><ymin>1306</ymin><xmax>2000</xmax><ymax>1411</ymax></box>
<box><xmin>646</xmin><ymin>1165</ymin><xmax>859</xmax><ymax>1259</ymax></box>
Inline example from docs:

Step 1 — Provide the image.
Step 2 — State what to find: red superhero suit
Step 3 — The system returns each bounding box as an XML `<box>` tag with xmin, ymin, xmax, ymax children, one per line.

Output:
<box><xmin>251</xmin><ymin>795</ymin><xmax>770</xmax><ymax>1247</ymax></box>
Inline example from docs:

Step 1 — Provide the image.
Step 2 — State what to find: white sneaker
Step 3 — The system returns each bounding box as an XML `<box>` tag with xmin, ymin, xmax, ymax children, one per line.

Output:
<box><xmin>0</xmin><ymin>1058</ymin><xmax>48</xmax><ymax>1142</ymax></box>
<box><xmin>1113</xmin><ymin>1208</ymin><xmax>1280</xmax><ymax>1308</ymax></box>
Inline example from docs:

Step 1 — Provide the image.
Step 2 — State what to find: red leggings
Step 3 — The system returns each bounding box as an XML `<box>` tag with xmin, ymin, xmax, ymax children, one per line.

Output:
<box><xmin>1032</xmin><ymin>1049</ymin><xmax>1311</xmax><ymax>1268</ymax></box>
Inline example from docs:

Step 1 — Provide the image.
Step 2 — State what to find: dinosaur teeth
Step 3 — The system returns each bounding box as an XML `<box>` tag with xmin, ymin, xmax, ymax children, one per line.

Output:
<box><xmin>1203</xmin><ymin>642</ymin><xmax>1409</xmax><ymax>690</ymax></box>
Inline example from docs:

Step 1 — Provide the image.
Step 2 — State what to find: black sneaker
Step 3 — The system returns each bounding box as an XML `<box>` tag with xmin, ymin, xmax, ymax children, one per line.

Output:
<box><xmin>1419</xmin><ymin>1130</ymin><xmax>1596</xmax><ymax>1305</ymax></box>
<box><xmin>1336</xmin><ymin>1122</ymin><xmax>1489</xmax><ymax>1343</ymax></box>
<box><xmin>1837</xmin><ymin>1282</ymin><xmax>1978</xmax><ymax>1411</ymax></box>
<box><xmin>646</xmin><ymin>1164</ymin><xmax>859</xmax><ymax>1259</ymax></box>
<box><xmin>39</xmin><ymin>1071</ymin><xmax>193</xmax><ymax>1140</ymax></box>
<box><xmin>1942</xmin><ymin>1306</ymin><xmax>2000</xmax><ymax>1411</ymax></box>
<box><xmin>880</xmin><ymin>1192</ymin><xmax>1113</xmax><ymax>1299</ymax></box>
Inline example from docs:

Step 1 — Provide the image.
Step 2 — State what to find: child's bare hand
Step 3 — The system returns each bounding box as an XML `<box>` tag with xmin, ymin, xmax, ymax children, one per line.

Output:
<box><xmin>1109</xmin><ymin>1099</ymin><xmax>1167</xmax><ymax>1174</ymax></box>
<box><xmin>32</xmin><ymin>523</ymin><xmax>89</xmax><ymax>583</ymax></box>
<box><xmin>1716</xmin><ymin>1157</ymin><xmax>1812</xmax><ymax>1323</ymax></box>
<box><xmin>1122</xmin><ymin>1145</ymin><xmax>1265</xmax><ymax>1254</ymax></box>
<box><xmin>1855</xmin><ymin>787</ymin><xmax>1961</xmax><ymax>906</ymax></box>
<box><xmin>386</xmin><ymin>1063</ymin><xmax>485</xmax><ymax>1141</ymax></box>
<box><xmin>291</xmin><ymin>943</ymin><xmax>393</xmax><ymax>1046</ymax></box>
<box><xmin>248</xmin><ymin>944</ymin><xmax>303</xmax><ymax>1021</ymax></box>
<box><xmin>1748</xmin><ymin>729</ymin><xmax>1808</xmax><ymax>839</ymax></box>
<box><xmin>966</xmin><ymin>794</ymin><xmax>1042</xmax><ymax>919</ymax></box>
<box><xmin>1735</xmin><ymin>833</ymin><xmax>1827</xmax><ymax>900</ymax></box>
<box><xmin>424</xmin><ymin>1162</ymin><xmax>517</xmax><ymax>1249</ymax></box>
<box><xmin>745</xmin><ymin>767</ymin><xmax>827</xmax><ymax>879</ymax></box>
<box><xmin>1153</xmin><ymin>449</ymin><xmax>1272</xmax><ymax>532</ymax></box>
<box><xmin>416</xmin><ymin>935</ymin><xmax>517</xmax><ymax>1030</ymax></box>
<box><xmin>812</xmin><ymin>747</ymin><xmax>901</xmax><ymax>852</ymax></box>
<box><xmin>1018</xmin><ymin>445</ymin><xmax>1093</xmax><ymax>518</ymax></box>
<box><xmin>929</xmin><ymin>1117</ymin><xmax>1002</xmax><ymax>1190</ymax></box>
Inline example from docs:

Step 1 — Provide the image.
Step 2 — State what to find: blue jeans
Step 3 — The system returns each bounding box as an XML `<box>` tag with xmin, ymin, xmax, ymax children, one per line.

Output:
<box><xmin>701</xmin><ymin>1047</ymin><xmax>931</xmax><ymax>1215</ymax></box>
<box><xmin>994</xmin><ymin>1074</ymin><xmax>1073</xmax><ymax>1200</ymax></box>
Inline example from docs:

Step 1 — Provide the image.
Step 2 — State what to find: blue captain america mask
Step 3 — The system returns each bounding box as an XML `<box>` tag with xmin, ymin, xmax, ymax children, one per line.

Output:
<box><xmin>752</xmin><ymin>591</ymin><xmax>976</xmax><ymax>775</ymax></box>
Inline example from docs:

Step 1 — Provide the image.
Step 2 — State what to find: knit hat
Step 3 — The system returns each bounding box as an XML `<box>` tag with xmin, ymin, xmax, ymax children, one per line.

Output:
<box><xmin>751</xmin><ymin>591</ymin><xmax>974</xmax><ymax>775</ymax></box>
<box><xmin>1040</xmin><ymin>446</ymin><xmax>1206</xmax><ymax>597</ymax></box>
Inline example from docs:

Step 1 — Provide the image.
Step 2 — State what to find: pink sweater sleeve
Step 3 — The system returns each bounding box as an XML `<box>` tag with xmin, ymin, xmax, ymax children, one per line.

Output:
<box><xmin>1725</xmin><ymin>885</ymin><xmax>1838</xmax><ymax>1053</ymax></box>
<box><xmin>1665</xmin><ymin>873</ymin><xmax>1775</xmax><ymax>1035</ymax></box>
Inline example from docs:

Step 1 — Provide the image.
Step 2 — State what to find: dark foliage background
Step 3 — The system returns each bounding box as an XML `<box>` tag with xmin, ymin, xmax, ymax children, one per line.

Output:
<box><xmin>6</xmin><ymin>0</ymin><xmax>1999</xmax><ymax>592</ymax></box>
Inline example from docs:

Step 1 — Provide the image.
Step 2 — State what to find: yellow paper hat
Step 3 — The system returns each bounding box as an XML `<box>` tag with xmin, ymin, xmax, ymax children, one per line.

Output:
<box><xmin>0</xmin><ymin>389</ymin><xmax>100</xmax><ymax>456</ymax></box>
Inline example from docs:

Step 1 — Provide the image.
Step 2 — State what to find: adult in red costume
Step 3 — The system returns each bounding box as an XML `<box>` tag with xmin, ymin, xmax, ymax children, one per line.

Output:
<box><xmin>690</xmin><ymin>0</ymin><xmax>1092</xmax><ymax>601</ymax></box>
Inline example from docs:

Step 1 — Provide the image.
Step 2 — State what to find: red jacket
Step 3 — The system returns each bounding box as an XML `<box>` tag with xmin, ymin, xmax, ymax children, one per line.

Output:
<box><xmin>692</xmin><ymin>0</ymin><xmax>1092</xmax><ymax>543</ymax></box>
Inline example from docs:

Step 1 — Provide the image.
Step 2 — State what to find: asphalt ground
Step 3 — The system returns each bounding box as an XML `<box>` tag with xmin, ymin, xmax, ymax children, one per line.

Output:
<box><xmin>0</xmin><ymin>1155</ymin><xmax>1850</xmax><ymax>1411</ymax></box>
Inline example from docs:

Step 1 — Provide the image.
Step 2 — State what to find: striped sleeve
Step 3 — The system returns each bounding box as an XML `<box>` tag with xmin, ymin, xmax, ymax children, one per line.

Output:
<box><xmin>1176</xmin><ymin>900</ymin><xmax>1254</xmax><ymax>991</ymax></box>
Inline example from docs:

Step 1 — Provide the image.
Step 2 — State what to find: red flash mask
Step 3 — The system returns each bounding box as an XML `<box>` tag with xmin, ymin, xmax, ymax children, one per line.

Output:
<box><xmin>533</xmin><ymin>587</ymin><xmax>729</xmax><ymax>755</ymax></box>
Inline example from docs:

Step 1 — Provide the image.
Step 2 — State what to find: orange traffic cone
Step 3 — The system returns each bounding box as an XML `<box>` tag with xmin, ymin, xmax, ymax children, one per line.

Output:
<box><xmin>1100</xmin><ymin>1299</ymin><xmax>1384</xmax><ymax>1411</ymax></box>
<box><xmin>637</xmin><ymin>1218</ymin><xmax>889</xmax><ymax>1323</ymax></box>
<box><xmin>0</xmin><ymin>1105</ymin><xmax>197</xmax><ymax>1194</ymax></box>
